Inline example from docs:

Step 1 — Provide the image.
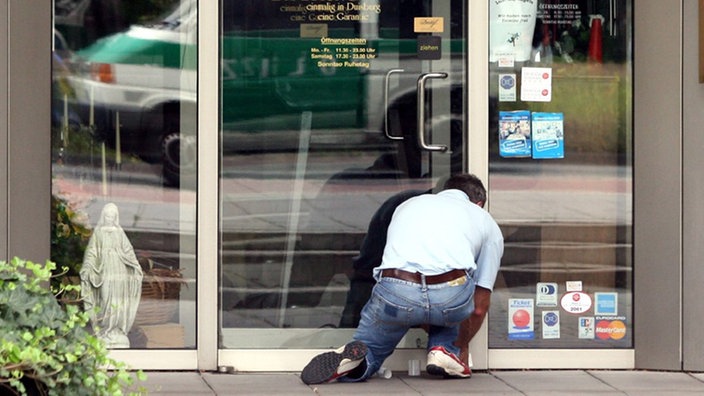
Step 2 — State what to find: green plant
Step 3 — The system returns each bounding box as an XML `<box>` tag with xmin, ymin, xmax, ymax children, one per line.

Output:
<box><xmin>0</xmin><ymin>257</ymin><xmax>146</xmax><ymax>395</ymax></box>
<box><xmin>50</xmin><ymin>195</ymin><xmax>91</xmax><ymax>298</ymax></box>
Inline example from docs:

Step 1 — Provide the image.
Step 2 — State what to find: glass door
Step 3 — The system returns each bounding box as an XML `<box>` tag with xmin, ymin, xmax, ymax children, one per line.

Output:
<box><xmin>486</xmin><ymin>0</ymin><xmax>634</xmax><ymax>368</ymax></box>
<box><xmin>218</xmin><ymin>0</ymin><xmax>467</xmax><ymax>367</ymax></box>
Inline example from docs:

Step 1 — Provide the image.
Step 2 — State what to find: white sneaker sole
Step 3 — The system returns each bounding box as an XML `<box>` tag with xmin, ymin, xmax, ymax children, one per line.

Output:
<box><xmin>426</xmin><ymin>349</ymin><xmax>471</xmax><ymax>378</ymax></box>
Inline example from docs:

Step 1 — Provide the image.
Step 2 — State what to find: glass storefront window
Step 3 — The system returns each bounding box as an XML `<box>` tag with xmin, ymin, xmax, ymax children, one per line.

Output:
<box><xmin>49</xmin><ymin>0</ymin><xmax>634</xmax><ymax>358</ymax></box>
<box><xmin>51</xmin><ymin>0</ymin><xmax>197</xmax><ymax>349</ymax></box>
<box><xmin>488</xmin><ymin>0</ymin><xmax>633</xmax><ymax>348</ymax></box>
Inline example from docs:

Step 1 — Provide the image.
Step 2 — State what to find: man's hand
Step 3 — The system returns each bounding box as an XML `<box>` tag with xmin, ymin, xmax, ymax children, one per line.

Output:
<box><xmin>455</xmin><ymin>286</ymin><xmax>492</xmax><ymax>363</ymax></box>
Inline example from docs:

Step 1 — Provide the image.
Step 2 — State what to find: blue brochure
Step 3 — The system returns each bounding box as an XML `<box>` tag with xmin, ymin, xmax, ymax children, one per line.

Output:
<box><xmin>531</xmin><ymin>112</ymin><xmax>564</xmax><ymax>159</ymax></box>
<box><xmin>499</xmin><ymin>110</ymin><xmax>531</xmax><ymax>158</ymax></box>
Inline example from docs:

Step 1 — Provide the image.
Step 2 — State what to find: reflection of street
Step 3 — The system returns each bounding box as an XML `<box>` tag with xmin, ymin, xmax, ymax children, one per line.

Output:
<box><xmin>52</xmin><ymin>163</ymin><xmax>194</xmax><ymax>234</ymax></box>
<box><xmin>54</xmin><ymin>157</ymin><xmax>631</xmax><ymax>235</ymax></box>
<box><xmin>53</xmin><ymin>155</ymin><xmax>632</xmax><ymax>330</ymax></box>
<box><xmin>490</xmin><ymin>161</ymin><xmax>632</xmax><ymax>224</ymax></box>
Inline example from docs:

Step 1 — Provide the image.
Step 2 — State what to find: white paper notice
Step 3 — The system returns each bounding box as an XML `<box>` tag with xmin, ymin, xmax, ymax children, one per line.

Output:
<box><xmin>490</xmin><ymin>0</ymin><xmax>538</xmax><ymax>62</ymax></box>
<box><xmin>497</xmin><ymin>53</ymin><xmax>515</xmax><ymax>68</ymax></box>
<box><xmin>520</xmin><ymin>67</ymin><xmax>552</xmax><ymax>102</ymax></box>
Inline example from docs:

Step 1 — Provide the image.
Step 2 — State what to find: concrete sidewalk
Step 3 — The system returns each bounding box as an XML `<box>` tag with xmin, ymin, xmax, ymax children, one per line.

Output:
<box><xmin>134</xmin><ymin>370</ymin><xmax>704</xmax><ymax>395</ymax></box>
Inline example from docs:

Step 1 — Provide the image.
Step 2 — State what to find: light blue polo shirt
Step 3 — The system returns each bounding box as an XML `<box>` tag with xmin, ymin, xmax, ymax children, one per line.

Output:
<box><xmin>374</xmin><ymin>189</ymin><xmax>504</xmax><ymax>291</ymax></box>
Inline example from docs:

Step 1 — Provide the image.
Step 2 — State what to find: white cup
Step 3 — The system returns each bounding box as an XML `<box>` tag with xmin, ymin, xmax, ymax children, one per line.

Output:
<box><xmin>376</xmin><ymin>367</ymin><xmax>392</xmax><ymax>379</ymax></box>
<box><xmin>408</xmin><ymin>359</ymin><xmax>421</xmax><ymax>376</ymax></box>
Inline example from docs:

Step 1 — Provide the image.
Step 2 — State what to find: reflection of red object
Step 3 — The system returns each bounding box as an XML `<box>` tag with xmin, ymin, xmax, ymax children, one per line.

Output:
<box><xmin>588</xmin><ymin>15</ymin><xmax>603</xmax><ymax>63</ymax></box>
<box><xmin>512</xmin><ymin>309</ymin><xmax>530</xmax><ymax>328</ymax></box>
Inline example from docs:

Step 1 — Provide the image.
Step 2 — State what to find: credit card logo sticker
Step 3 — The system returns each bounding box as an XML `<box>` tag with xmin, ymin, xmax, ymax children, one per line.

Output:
<box><xmin>595</xmin><ymin>319</ymin><xmax>626</xmax><ymax>340</ymax></box>
<box><xmin>594</xmin><ymin>292</ymin><xmax>618</xmax><ymax>316</ymax></box>
<box><xmin>536</xmin><ymin>282</ymin><xmax>558</xmax><ymax>306</ymax></box>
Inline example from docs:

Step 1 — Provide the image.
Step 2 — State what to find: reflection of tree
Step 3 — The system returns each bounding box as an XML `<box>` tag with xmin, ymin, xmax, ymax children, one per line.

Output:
<box><xmin>55</xmin><ymin>0</ymin><xmax>181</xmax><ymax>49</ymax></box>
<box><xmin>123</xmin><ymin>0</ymin><xmax>181</xmax><ymax>25</ymax></box>
<box><xmin>50</xmin><ymin>194</ymin><xmax>91</xmax><ymax>297</ymax></box>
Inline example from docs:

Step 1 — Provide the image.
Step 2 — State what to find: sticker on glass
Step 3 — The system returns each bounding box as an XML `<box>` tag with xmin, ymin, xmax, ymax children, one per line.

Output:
<box><xmin>542</xmin><ymin>311</ymin><xmax>560</xmax><ymax>339</ymax></box>
<box><xmin>508</xmin><ymin>298</ymin><xmax>534</xmax><ymax>340</ymax></box>
<box><xmin>594</xmin><ymin>292</ymin><xmax>618</xmax><ymax>316</ymax></box>
<box><xmin>536</xmin><ymin>282</ymin><xmax>558</xmax><ymax>307</ymax></box>
<box><xmin>566</xmin><ymin>281</ymin><xmax>582</xmax><ymax>292</ymax></box>
<box><xmin>595</xmin><ymin>317</ymin><xmax>627</xmax><ymax>340</ymax></box>
<box><xmin>498</xmin><ymin>74</ymin><xmax>517</xmax><ymax>102</ymax></box>
<box><xmin>520</xmin><ymin>67</ymin><xmax>552</xmax><ymax>102</ymax></box>
<box><xmin>496</xmin><ymin>52</ymin><xmax>515</xmax><ymax>68</ymax></box>
<box><xmin>578</xmin><ymin>317</ymin><xmax>595</xmax><ymax>339</ymax></box>
<box><xmin>414</xmin><ymin>17</ymin><xmax>444</xmax><ymax>33</ymax></box>
<box><xmin>560</xmin><ymin>291</ymin><xmax>592</xmax><ymax>314</ymax></box>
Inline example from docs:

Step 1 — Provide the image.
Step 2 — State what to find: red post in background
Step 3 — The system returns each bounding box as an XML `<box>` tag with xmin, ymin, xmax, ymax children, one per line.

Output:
<box><xmin>588</xmin><ymin>14</ymin><xmax>604</xmax><ymax>63</ymax></box>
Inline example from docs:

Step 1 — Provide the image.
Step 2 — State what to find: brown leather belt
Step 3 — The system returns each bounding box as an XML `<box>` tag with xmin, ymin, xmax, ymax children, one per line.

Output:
<box><xmin>380</xmin><ymin>268</ymin><xmax>467</xmax><ymax>285</ymax></box>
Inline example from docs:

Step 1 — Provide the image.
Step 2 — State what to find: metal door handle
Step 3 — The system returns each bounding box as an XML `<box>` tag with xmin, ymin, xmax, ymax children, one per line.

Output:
<box><xmin>384</xmin><ymin>69</ymin><xmax>405</xmax><ymax>140</ymax></box>
<box><xmin>417</xmin><ymin>72</ymin><xmax>449</xmax><ymax>152</ymax></box>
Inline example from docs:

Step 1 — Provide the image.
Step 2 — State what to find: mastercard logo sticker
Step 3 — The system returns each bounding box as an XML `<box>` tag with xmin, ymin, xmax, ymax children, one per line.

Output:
<box><xmin>595</xmin><ymin>320</ymin><xmax>627</xmax><ymax>340</ymax></box>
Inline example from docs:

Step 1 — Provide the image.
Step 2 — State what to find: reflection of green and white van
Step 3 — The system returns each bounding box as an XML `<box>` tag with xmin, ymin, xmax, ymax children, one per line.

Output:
<box><xmin>67</xmin><ymin>1</ymin><xmax>197</xmax><ymax>185</ymax></box>
<box><xmin>67</xmin><ymin>0</ymin><xmax>465</xmax><ymax>185</ymax></box>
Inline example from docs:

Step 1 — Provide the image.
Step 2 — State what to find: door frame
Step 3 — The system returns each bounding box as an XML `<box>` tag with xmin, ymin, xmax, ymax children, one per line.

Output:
<box><xmin>212</xmin><ymin>0</ymin><xmax>495</xmax><ymax>372</ymax></box>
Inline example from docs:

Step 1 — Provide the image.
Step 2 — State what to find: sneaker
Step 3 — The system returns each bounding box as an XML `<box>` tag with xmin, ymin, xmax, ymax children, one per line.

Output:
<box><xmin>300</xmin><ymin>341</ymin><xmax>368</xmax><ymax>384</ymax></box>
<box><xmin>426</xmin><ymin>346</ymin><xmax>472</xmax><ymax>378</ymax></box>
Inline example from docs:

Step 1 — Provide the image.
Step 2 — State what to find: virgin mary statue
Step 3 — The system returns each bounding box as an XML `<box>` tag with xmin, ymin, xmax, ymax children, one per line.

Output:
<box><xmin>80</xmin><ymin>203</ymin><xmax>143</xmax><ymax>348</ymax></box>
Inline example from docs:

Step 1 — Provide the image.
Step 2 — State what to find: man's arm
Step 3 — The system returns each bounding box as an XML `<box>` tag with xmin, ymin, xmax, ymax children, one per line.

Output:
<box><xmin>455</xmin><ymin>286</ymin><xmax>492</xmax><ymax>364</ymax></box>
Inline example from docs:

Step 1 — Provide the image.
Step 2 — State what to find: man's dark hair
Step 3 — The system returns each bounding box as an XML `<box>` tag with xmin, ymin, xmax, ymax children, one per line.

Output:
<box><xmin>443</xmin><ymin>173</ymin><xmax>486</xmax><ymax>204</ymax></box>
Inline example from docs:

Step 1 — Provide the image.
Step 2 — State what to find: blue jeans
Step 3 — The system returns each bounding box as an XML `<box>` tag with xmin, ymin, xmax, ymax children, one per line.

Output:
<box><xmin>340</xmin><ymin>271</ymin><xmax>475</xmax><ymax>382</ymax></box>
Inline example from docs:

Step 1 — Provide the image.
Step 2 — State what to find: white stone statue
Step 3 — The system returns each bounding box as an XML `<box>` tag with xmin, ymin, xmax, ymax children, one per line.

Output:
<box><xmin>80</xmin><ymin>203</ymin><xmax>143</xmax><ymax>348</ymax></box>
